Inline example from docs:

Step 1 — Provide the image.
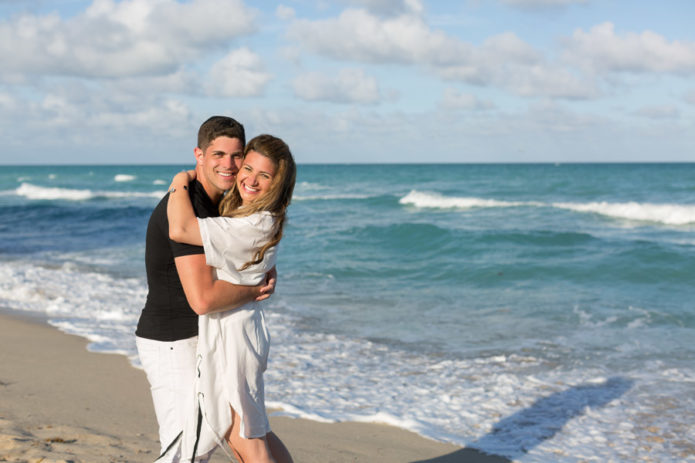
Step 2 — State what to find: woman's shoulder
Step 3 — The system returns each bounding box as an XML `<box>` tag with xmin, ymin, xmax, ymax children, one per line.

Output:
<box><xmin>246</xmin><ymin>211</ymin><xmax>276</xmax><ymax>232</ymax></box>
<box><xmin>203</xmin><ymin>211</ymin><xmax>275</xmax><ymax>229</ymax></box>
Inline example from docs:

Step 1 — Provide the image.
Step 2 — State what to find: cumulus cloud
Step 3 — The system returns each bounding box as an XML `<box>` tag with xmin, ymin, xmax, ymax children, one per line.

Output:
<box><xmin>0</xmin><ymin>79</ymin><xmax>193</xmax><ymax>149</ymax></box>
<box><xmin>292</xmin><ymin>68</ymin><xmax>380</xmax><ymax>103</ymax></box>
<box><xmin>440</xmin><ymin>88</ymin><xmax>494</xmax><ymax>110</ymax></box>
<box><xmin>563</xmin><ymin>22</ymin><xmax>695</xmax><ymax>75</ymax></box>
<box><xmin>287</xmin><ymin>8</ymin><xmax>470</xmax><ymax>65</ymax></box>
<box><xmin>288</xmin><ymin>9</ymin><xmax>599</xmax><ymax>99</ymax></box>
<box><xmin>0</xmin><ymin>0</ymin><xmax>258</xmax><ymax>79</ymax></box>
<box><xmin>206</xmin><ymin>48</ymin><xmax>271</xmax><ymax>97</ymax></box>
<box><xmin>435</xmin><ymin>32</ymin><xmax>598</xmax><ymax>98</ymax></box>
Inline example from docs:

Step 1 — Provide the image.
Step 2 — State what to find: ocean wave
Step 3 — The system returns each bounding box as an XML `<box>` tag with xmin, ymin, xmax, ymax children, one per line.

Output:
<box><xmin>293</xmin><ymin>193</ymin><xmax>373</xmax><ymax>201</ymax></box>
<box><xmin>295</xmin><ymin>181</ymin><xmax>327</xmax><ymax>191</ymax></box>
<box><xmin>15</xmin><ymin>183</ymin><xmax>164</xmax><ymax>201</ymax></box>
<box><xmin>16</xmin><ymin>183</ymin><xmax>95</xmax><ymax>200</ymax></box>
<box><xmin>399</xmin><ymin>191</ymin><xmax>695</xmax><ymax>226</ymax></box>
<box><xmin>399</xmin><ymin>190</ymin><xmax>529</xmax><ymax>209</ymax></box>
<box><xmin>0</xmin><ymin>259</ymin><xmax>146</xmax><ymax>356</ymax></box>
<box><xmin>553</xmin><ymin>201</ymin><xmax>695</xmax><ymax>225</ymax></box>
<box><xmin>114</xmin><ymin>174</ymin><xmax>136</xmax><ymax>182</ymax></box>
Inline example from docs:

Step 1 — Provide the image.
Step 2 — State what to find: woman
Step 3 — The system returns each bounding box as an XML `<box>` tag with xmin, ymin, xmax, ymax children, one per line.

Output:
<box><xmin>163</xmin><ymin>134</ymin><xmax>295</xmax><ymax>463</ymax></box>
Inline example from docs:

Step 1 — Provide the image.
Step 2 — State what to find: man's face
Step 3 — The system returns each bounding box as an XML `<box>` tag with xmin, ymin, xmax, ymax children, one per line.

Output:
<box><xmin>195</xmin><ymin>136</ymin><xmax>244</xmax><ymax>201</ymax></box>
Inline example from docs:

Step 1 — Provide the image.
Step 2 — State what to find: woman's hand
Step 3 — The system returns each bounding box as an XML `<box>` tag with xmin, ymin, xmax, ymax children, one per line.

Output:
<box><xmin>169</xmin><ymin>169</ymin><xmax>196</xmax><ymax>192</ymax></box>
<box><xmin>183</xmin><ymin>169</ymin><xmax>196</xmax><ymax>182</ymax></box>
<box><xmin>255</xmin><ymin>266</ymin><xmax>277</xmax><ymax>302</ymax></box>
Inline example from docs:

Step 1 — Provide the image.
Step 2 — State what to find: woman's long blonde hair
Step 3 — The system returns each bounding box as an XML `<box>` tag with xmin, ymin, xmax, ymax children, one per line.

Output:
<box><xmin>218</xmin><ymin>134</ymin><xmax>296</xmax><ymax>270</ymax></box>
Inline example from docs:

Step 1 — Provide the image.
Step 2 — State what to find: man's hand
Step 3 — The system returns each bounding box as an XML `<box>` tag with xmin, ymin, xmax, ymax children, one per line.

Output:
<box><xmin>256</xmin><ymin>266</ymin><xmax>277</xmax><ymax>301</ymax></box>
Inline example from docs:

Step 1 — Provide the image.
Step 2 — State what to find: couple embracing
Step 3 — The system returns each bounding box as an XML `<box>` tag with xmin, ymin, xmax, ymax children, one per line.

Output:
<box><xmin>135</xmin><ymin>116</ymin><xmax>295</xmax><ymax>463</ymax></box>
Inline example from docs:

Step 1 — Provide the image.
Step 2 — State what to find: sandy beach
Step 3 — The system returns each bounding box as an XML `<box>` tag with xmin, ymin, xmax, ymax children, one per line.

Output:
<box><xmin>0</xmin><ymin>312</ymin><xmax>507</xmax><ymax>463</ymax></box>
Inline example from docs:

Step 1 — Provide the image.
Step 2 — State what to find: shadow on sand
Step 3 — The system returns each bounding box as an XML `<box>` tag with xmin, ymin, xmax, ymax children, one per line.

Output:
<box><xmin>412</xmin><ymin>376</ymin><xmax>633</xmax><ymax>463</ymax></box>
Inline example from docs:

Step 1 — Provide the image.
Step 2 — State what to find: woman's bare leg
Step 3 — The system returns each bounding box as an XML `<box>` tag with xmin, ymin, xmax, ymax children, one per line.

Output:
<box><xmin>226</xmin><ymin>406</ymin><xmax>276</xmax><ymax>463</ymax></box>
<box><xmin>224</xmin><ymin>413</ymin><xmax>245</xmax><ymax>463</ymax></box>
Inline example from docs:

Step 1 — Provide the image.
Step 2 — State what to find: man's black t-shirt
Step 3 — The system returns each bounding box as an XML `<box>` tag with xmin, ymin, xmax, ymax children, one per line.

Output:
<box><xmin>135</xmin><ymin>180</ymin><xmax>219</xmax><ymax>341</ymax></box>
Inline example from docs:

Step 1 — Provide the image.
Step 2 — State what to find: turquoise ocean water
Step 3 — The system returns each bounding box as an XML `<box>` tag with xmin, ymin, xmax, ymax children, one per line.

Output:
<box><xmin>0</xmin><ymin>163</ymin><xmax>693</xmax><ymax>462</ymax></box>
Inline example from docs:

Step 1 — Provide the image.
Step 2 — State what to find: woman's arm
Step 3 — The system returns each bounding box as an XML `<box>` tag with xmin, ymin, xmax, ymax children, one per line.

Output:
<box><xmin>167</xmin><ymin>170</ymin><xmax>202</xmax><ymax>246</ymax></box>
<box><xmin>175</xmin><ymin>254</ymin><xmax>271</xmax><ymax>314</ymax></box>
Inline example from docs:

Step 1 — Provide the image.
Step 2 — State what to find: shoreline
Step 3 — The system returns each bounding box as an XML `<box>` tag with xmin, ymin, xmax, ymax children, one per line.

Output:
<box><xmin>0</xmin><ymin>310</ymin><xmax>507</xmax><ymax>462</ymax></box>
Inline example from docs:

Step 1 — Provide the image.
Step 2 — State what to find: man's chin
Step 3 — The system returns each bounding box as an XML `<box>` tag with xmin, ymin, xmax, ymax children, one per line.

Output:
<box><xmin>216</xmin><ymin>177</ymin><xmax>236</xmax><ymax>189</ymax></box>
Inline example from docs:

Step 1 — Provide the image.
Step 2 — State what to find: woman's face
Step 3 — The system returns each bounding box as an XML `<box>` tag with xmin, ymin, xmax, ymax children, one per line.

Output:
<box><xmin>237</xmin><ymin>150</ymin><xmax>276</xmax><ymax>205</ymax></box>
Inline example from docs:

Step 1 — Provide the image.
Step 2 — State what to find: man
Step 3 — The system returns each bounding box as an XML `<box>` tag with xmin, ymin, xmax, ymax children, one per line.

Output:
<box><xmin>136</xmin><ymin>116</ymin><xmax>279</xmax><ymax>462</ymax></box>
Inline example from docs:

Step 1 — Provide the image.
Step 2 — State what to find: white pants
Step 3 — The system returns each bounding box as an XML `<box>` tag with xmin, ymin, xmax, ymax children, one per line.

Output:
<box><xmin>136</xmin><ymin>335</ymin><xmax>214</xmax><ymax>463</ymax></box>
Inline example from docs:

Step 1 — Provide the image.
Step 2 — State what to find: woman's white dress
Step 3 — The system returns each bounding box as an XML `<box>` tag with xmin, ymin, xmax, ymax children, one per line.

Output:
<box><xmin>165</xmin><ymin>211</ymin><xmax>277</xmax><ymax>462</ymax></box>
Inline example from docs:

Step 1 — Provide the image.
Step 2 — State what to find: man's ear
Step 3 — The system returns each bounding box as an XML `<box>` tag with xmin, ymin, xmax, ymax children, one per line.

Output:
<box><xmin>194</xmin><ymin>147</ymin><xmax>204</xmax><ymax>165</ymax></box>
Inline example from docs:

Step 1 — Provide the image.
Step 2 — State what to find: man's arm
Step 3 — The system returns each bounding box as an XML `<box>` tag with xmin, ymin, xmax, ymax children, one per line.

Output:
<box><xmin>175</xmin><ymin>254</ymin><xmax>275</xmax><ymax>315</ymax></box>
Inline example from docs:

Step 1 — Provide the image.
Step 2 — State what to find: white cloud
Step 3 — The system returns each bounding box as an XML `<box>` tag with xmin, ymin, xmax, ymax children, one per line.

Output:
<box><xmin>280</xmin><ymin>45</ymin><xmax>303</xmax><ymax>65</ymax></box>
<box><xmin>288</xmin><ymin>8</ymin><xmax>470</xmax><ymax>65</ymax></box>
<box><xmin>340</xmin><ymin>0</ymin><xmax>424</xmax><ymax>15</ymax></box>
<box><xmin>0</xmin><ymin>0</ymin><xmax>258</xmax><ymax>79</ymax></box>
<box><xmin>292</xmin><ymin>68</ymin><xmax>380</xmax><ymax>103</ymax></box>
<box><xmin>276</xmin><ymin>5</ymin><xmax>295</xmax><ymax>20</ymax></box>
<box><xmin>685</xmin><ymin>89</ymin><xmax>695</xmax><ymax>105</ymax></box>
<box><xmin>440</xmin><ymin>88</ymin><xmax>494</xmax><ymax>110</ymax></box>
<box><xmin>436</xmin><ymin>32</ymin><xmax>541</xmax><ymax>84</ymax></box>
<box><xmin>243</xmin><ymin>106</ymin><xmax>428</xmax><ymax>163</ymax></box>
<box><xmin>0</xmin><ymin>92</ymin><xmax>14</xmax><ymax>109</ymax></box>
<box><xmin>206</xmin><ymin>48</ymin><xmax>271</xmax><ymax>97</ymax></box>
<box><xmin>109</xmin><ymin>70</ymin><xmax>200</xmax><ymax>96</ymax></box>
<box><xmin>633</xmin><ymin>105</ymin><xmax>680</xmax><ymax>119</ymax></box>
<box><xmin>510</xmin><ymin>100</ymin><xmax>606</xmax><ymax>134</ymax></box>
<box><xmin>0</xmin><ymin>79</ymin><xmax>194</xmax><ymax>150</ymax></box>
<box><xmin>288</xmin><ymin>8</ymin><xmax>598</xmax><ymax>100</ymax></box>
<box><xmin>483</xmin><ymin>64</ymin><xmax>597</xmax><ymax>99</ymax></box>
<box><xmin>501</xmin><ymin>0</ymin><xmax>588</xmax><ymax>9</ymax></box>
<box><xmin>563</xmin><ymin>22</ymin><xmax>695</xmax><ymax>75</ymax></box>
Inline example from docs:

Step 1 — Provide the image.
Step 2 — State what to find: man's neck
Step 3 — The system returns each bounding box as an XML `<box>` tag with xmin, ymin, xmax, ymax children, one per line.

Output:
<box><xmin>195</xmin><ymin>170</ymin><xmax>223</xmax><ymax>205</ymax></box>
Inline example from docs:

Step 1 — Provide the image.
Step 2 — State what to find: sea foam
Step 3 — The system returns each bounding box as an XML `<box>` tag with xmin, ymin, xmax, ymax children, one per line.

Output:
<box><xmin>0</xmin><ymin>258</ymin><xmax>145</xmax><ymax>357</ymax></box>
<box><xmin>400</xmin><ymin>190</ymin><xmax>695</xmax><ymax>226</ymax></box>
<box><xmin>16</xmin><ymin>183</ymin><xmax>95</xmax><ymax>200</ymax></box>
<box><xmin>552</xmin><ymin>201</ymin><xmax>695</xmax><ymax>225</ymax></box>
<box><xmin>293</xmin><ymin>193</ymin><xmax>373</xmax><ymax>201</ymax></box>
<box><xmin>399</xmin><ymin>190</ymin><xmax>531</xmax><ymax>209</ymax></box>
<box><xmin>15</xmin><ymin>183</ymin><xmax>164</xmax><ymax>201</ymax></box>
<box><xmin>114</xmin><ymin>174</ymin><xmax>136</xmax><ymax>182</ymax></box>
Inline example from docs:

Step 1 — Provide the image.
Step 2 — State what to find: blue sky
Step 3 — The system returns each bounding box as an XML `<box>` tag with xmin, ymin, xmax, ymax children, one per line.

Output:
<box><xmin>1</xmin><ymin>0</ymin><xmax>694</xmax><ymax>164</ymax></box>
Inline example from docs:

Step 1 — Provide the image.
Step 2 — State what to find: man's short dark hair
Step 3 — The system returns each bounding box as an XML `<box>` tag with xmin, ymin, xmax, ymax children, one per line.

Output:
<box><xmin>197</xmin><ymin>116</ymin><xmax>246</xmax><ymax>151</ymax></box>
